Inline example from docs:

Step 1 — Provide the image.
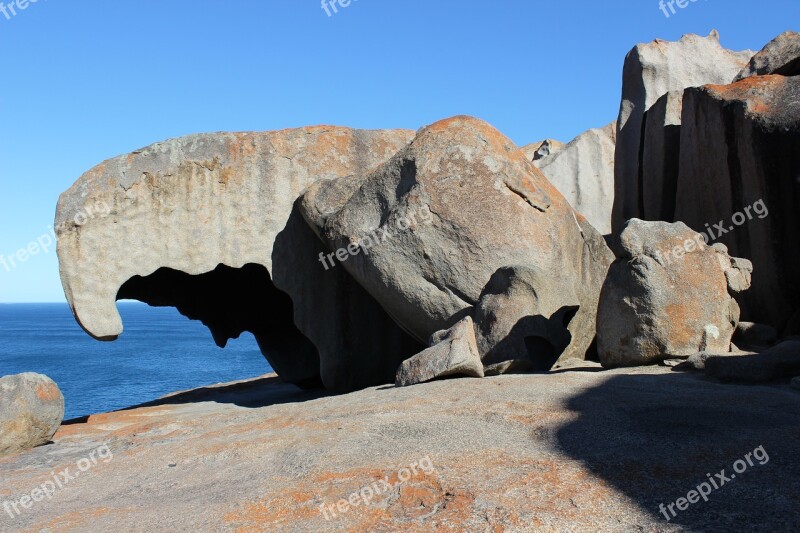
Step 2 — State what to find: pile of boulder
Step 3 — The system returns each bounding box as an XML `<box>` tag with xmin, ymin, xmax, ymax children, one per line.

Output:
<box><xmin>53</xmin><ymin>30</ymin><xmax>800</xmax><ymax>390</ymax></box>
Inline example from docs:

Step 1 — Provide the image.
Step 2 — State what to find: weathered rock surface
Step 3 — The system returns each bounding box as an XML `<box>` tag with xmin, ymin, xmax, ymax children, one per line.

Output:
<box><xmin>301</xmin><ymin>116</ymin><xmax>613</xmax><ymax>367</ymax></box>
<box><xmin>521</xmin><ymin>138</ymin><xmax>565</xmax><ymax>162</ymax></box>
<box><xmin>56</xmin><ymin>127</ymin><xmax>423</xmax><ymax>392</ymax></box>
<box><xmin>597</xmin><ymin>219</ymin><xmax>752</xmax><ymax>368</ymax></box>
<box><xmin>2</xmin><ymin>368</ymin><xmax>799</xmax><ymax>531</ymax></box>
<box><xmin>674</xmin><ymin>75</ymin><xmax>800</xmax><ymax>332</ymax></box>
<box><xmin>706</xmin><ymin>341</ymin><xmax>800</xmax><ymax>383</ymax></box>
<box><xmin>0</xmin><ymin>373</ymin><xmax>64</xmax><ymax>456</ymax></box>
<box><xmin>735</xmin><ymin>30</ymin><xmax>800</xmax><ymax>80</ymax></box>
<box><xmin>395</xmin><ymin>317</ymin><xmax>483</xmax><ymax>387</ymax></box>
<box><xmin>612</xmin><ymin>31</ymin><xmax>753</xmax><ymax>233</ymax></box>
<box><xmin>532</xmin><ymin>122</ymin><xmax>617</xmax><ymax>234</ymax></box>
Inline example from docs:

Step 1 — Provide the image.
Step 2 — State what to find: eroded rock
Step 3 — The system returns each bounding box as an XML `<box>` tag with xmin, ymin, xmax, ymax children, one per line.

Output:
<box><xmin>597</xmin><ymin>219</ymin><xmax>752</xmax><ymax>367</ymax></box>
<box><xmin>395</xmin><ymin>317</ymin><xmax>484</xmax><ymax>387</ymax></box>
<box><xmin>0</xmin><ymin>373</ymin><xmax>64</xmax><ymax>456</ymax></box>
<box><xmin>56</xmin><ymin>127</ymin><xmax>422</xmax><ymax>392</ymax></box>
<box><xmin>301</xmin><ymin>116</ymin><xmax>613</xmax><ymax>365</ymax></box>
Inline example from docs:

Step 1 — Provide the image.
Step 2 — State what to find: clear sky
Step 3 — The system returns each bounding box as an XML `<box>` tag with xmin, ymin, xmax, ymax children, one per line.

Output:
<box><xmin>0</xmin><ymin>0</ymin><xmax>796</xmax><ymax>302</ymax></box>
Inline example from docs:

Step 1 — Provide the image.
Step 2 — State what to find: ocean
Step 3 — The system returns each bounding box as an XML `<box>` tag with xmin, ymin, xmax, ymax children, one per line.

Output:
<box><xmin>0</xmin><ymin>303</ymin><xmax>273</xmax><ymax>420</ymax></box>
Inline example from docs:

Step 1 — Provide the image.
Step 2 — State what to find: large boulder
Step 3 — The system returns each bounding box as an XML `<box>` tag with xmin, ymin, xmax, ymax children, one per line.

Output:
<box><xmin>674</xmin><ymin>75</ymin><xmax>800</xmax><ymax>332</ymax></box>
<box><xmin>612</xmin><ymin>31</ymin><xmax>753</xmax><ymax>233</ymax></box>
<box><xmin>735</xmin><ymin>31</ymin><xmax>800</xmax><ymax>80</ymax></box>
<box><xmin>301</xmin><ymin>116</ymin><xmax>613</xmax><ymax>368</ymax></box>
<box><xmin>56</xmin><ymin>127</ymin><xmax>423</xmax><ymax>392</ymax></box>
<box><xmin>532</xmin><ymin>122</ymin><xmax>617</xmax><ymax>235</ymax></box>
<box><xmin>597</xmin><ymin>219</ymin><xmax>752</xmax><ymax>368</ymax></box>
<box><xmin>395</xmin><ymin>316</ymin><xmax>484</xmax><ymax>387</ymax></box>
<box><xmin>0</xmin><ymin>373</ymin><xmax>64</xmax><ymax>456</ymax></box>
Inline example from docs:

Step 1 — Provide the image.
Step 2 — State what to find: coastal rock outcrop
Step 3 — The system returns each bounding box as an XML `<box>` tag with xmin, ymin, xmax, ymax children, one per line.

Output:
<box><xmin>395</xmin><ymin>316</ymin><xmax>484</xmax><ymax>387</ymax></box>
<box><xmin>531</xmin><ymin>122</ymin><xmax>617</xmax><ymax>234</ymax></box>
<box><xmin>301</xmin><ymin>116</ymin><xmax>614</xmax><ymax>368</ymax></box>
<box><xmin>0</xmin><ymin>373</ymin><xmax>64</xmax><ymax>456</ymax></box>
<box><xmin>56</xmin><ymin>127</ymin><xmax>422</xmax><ymax>392</ymax></box>
<box><xmin>597</xmin><ymin>219</ymin><xmax>752</xmax><ymax>367</ymax></box>
<box><xmin>612</xmin><ymin>31</ymin><xmax>753</xmax><ymax>233</ymax></box>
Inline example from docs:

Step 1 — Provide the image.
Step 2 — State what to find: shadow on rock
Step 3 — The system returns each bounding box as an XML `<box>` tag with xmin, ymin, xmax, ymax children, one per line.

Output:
<box><xmin>555</xmin><ymin>372</ymin><xmax>800</xmax><ymax>530</ymax></box>
<box><xmin>64</xmin><ymin>375</ymin><xmax>331</xmax><ymax>424</ymax></box>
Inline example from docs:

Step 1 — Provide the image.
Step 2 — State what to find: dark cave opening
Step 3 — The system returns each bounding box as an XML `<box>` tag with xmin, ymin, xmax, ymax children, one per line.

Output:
<box><xmin>116</xmin><ymin>263</ymin><xmax>323</xmax><ymax>389</ymax></box>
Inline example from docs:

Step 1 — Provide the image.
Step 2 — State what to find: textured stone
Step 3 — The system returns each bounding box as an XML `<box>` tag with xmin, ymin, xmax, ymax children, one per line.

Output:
<box><xmin>2</xmin><ymin>367</ymin><xmax>800</xmax><ymax>531</ymax></box>
<box><xmin>521</xmin><ymin>138</ymin><xmax>565</xmax><ymax>161</ymax></box>
<box><xmin>735</xmin><ymin>31</ymin><xmax>800</xmax><ymax>80</ymax></box>
<box><xmin>533</xmin><ymin>122</ymin><xmax>616</xmax><ymax>234</ymax></box>
<box><xmin>612</xmin><ymin>31</ymin><xmax>752</xmax><ymax>233</ymax></box>
<box><xmin>706</xmin><ymin>341</ymin><xmax>800</xmax><ymax>382</ymax></box>
<box><xmin>674</xmin><ymin>75</ymin><xmax>800</xmax><ymax>332</ymax></box>
<box><xmin>597</xmin><ymin>219</ymin><xmax>752</xmax><ymax>368</ymax></box>
<box><xmin>792</xmin><ymin>376</ymin><xmax>800</xmax><ymax>390</ymax></box>
<box><xmin>0</xmin><ymin>373</ymin><xmax>64</xmax><ymax>456</ymax></box>
<box><xmin>301</xmin><ymin>116</ymin><xmax>613</xmax><ymax>364</ymax></box>
<box><xmin>395</xmin><ymin>317</ymin><xmax>484</xmax><ymax>387</ymax></box>
<box><xmin>56</xmin><ymin>127</ymin><xmax>422</xmax><ymax>392</ymax></box>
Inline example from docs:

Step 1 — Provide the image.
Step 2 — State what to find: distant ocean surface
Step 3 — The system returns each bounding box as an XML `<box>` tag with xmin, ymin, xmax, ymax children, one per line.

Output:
<box><xmin>0</xmin><ymin>303</ymin><xmax>273</xmax><ymax>420</ymax></box>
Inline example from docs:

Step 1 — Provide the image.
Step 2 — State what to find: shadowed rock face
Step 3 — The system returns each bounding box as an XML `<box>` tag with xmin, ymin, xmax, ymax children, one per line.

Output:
<box><xmin>301</xmin><ymin>116</ymin><xmax>613</xmax><ymax>365</ymax></box>
<box><xmin>56</xmin><ymin>127</ymin><xmax>422</xmax><ymax>391</ymax></box>
<box><xmin>612</xmin><ymin>31</ymin><xmax>752</xmax><ymax>234</ymax></box>
<box><xmin>674</xmin><ymin>75</ymin><xmax>800</xmax><ymax>332</ymax></box>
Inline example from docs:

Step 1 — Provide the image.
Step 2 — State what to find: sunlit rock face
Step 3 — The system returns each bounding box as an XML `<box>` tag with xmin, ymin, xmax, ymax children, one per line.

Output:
<box><xmin>56</xmin><ymin>127</ymin><xmax>422</xmax><ymax>391</ymax></box>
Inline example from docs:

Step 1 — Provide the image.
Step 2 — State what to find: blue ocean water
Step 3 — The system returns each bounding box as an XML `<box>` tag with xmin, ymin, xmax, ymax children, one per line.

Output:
<box><xmin>0</xmin><ymin>303</ymin><xmax>272</xmax><ymax>419</ymax></box>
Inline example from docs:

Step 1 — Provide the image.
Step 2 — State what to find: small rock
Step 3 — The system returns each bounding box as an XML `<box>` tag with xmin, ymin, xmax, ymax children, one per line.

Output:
<box><xmin>734</xmin><ymin>322</ymin><xmax>778</xmax><ymax>350</ymax></box>
<box><xmin>792</xmin><ymin>377</ymin><xmax>800</xmax><ymax>390</ymax></box>
<box><xmin>396</xmin><ymin>317</ymin><xmax>484</xmax><ymax>387</ymax></box>
<box><xmin>522</xmin><ymin>139</ymin><xmax>565</xmax><ymax>161</ymax></box>
<box><xmin>0</xmin><ymin>373</ymin><xmax>65</xmax><ymax>456</ymax></box>
<box><xmin>483</xmin><ymin>359</ymin><xmax>535</xmax><ymax>377</ymax></box>
<box><xmin>705</xmin><ymin>341</ymin><xmax>800</xmax><ymax>382</ymax></box>
<box><xmin>673</xmin><ymin>350</ymin><xmax>754</xmax><ymax>372</ymax></box>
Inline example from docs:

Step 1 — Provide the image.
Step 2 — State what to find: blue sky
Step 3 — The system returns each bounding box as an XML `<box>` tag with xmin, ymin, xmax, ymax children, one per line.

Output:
<box><xmin>0</xmin><ymin>0</ymin><xmax>796</xmax><ymax>302</ymax></box>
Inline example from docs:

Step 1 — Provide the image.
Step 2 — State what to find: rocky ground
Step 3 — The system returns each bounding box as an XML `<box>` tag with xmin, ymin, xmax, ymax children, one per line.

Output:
<box><xmin>2</xmin><ymin>366</ymin><xmax>799</xmax><ymax>532</ymax></box>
